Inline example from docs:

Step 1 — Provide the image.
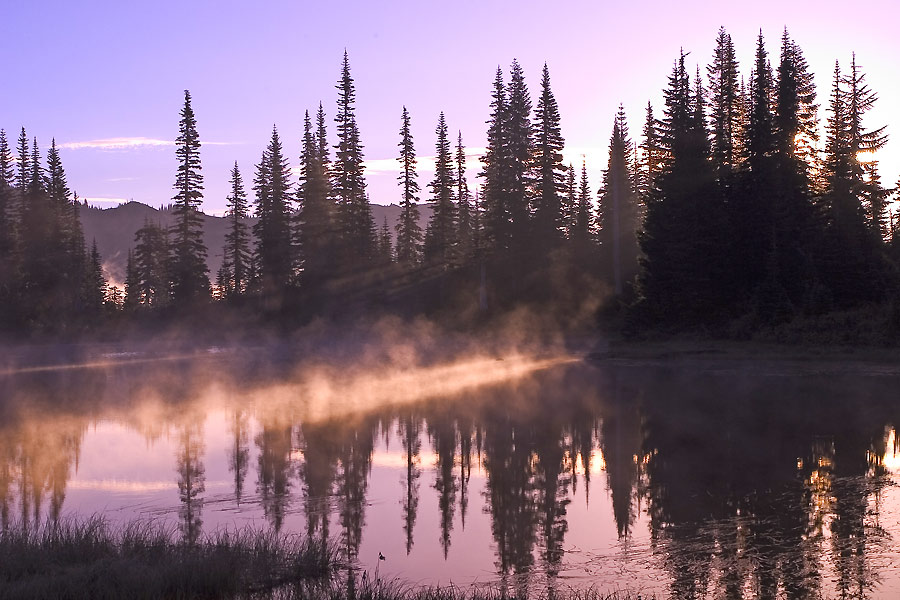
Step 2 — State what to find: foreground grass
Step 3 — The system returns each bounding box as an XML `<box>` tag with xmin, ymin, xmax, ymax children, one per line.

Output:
<box><xmin>0</xmin><ymin>517</ymin><xmax>337</xmax><ymax>600</ymax></box>
<box><xmin>0</xmin><ymin>517</ymin><xmax>651</xmax><ymax>600</ymax></box>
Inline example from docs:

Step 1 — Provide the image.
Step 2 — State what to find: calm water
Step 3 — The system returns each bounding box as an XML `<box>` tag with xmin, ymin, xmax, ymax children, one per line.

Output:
<box><xmin>2</xmin><ymin>344</ymin><xmax>900</xmax><ymax>599</ymax></box>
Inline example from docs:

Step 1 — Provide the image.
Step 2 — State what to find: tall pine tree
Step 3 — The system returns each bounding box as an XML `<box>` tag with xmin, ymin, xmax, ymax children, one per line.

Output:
<box><xmin>395</xmin><ymin>106</ymin><xmax>422</xmax><ymax>266</ymax></box>
<box><xmin>170</xmin><ymin>90</ymin><xmax>210</xmax><ymax>303</ymax></box>
<box><xmin>531</xmin><ymin>63</ymin><xmax>566</xmax><ymax>250</ymax></box>
<box><xmin>424</xmin><ymin>112</ymin><xmax>457</xmax><ymax>266</ymax></box>
<box><xmin>253</xmin><ymin>126</ymin><xmax>295</xmax><ymax>299</ymax></box>
<box><xmin>224</xmin><ymin>162</ymin><xmax>251</xmax><ymax>296</ymax></box>
<box><xmin>333</xmin><ymin>51</ymin><xmax>375</xmax><ymax>269</ymax></box>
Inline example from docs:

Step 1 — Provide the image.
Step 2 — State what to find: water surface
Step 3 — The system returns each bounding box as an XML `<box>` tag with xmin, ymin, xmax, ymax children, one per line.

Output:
<box><xmin>2</xmin><ymin>345</ymin><xmax>900</xmax><ymax>598</ymax></box>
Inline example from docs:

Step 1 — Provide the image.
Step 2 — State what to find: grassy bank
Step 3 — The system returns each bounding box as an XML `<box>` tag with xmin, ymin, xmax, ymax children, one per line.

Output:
<box><xmin>0</xmin><ymin>517</ymin><xmax>337</xmax><ymax>600</ymax></box>
<box><xmin>0</xmin><ymin>517</ymin><xmax>651</xmax><ymax>600</ymax></box>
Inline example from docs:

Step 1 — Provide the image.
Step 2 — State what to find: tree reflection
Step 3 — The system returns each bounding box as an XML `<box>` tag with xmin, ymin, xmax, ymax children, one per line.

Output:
<box><xmin>176</xmin><ymin>421</ymin><xmax>206</xmax><ymax>544</ymax></box>
<box><xmin>256</xmin><ymin>422</ymin><xmax>293</xmax><ymax>531</ymax></box>
<box><xmin>227</xmin><ymin>409</ymin><xmax>250</xmax><ymax>504</ymax></box>
<box><xmin>299</xmin><ymin>420</ymin><xmax>339</xmax><ymax>542</ymax></box>
<box><xmin>397</xmin><ymin>412</ymin><xmax>422</xmax><ymax>554</ymax></box>
<box><xmin>429</xmin><ymin>412</ymin><xmax>457</xmax><ymax>557</ymax></box>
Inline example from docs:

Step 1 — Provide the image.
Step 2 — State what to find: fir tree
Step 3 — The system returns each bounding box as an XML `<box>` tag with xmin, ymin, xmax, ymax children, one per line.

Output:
<box><xmin>224</xmin><ymin>162</ymin><xmax>251</xmax><ymax>295</ymax></box>
<box><xmin>479</xmin><ymin>67</ymin><xmax>509</xmax><ymax>251</ymax></box>
<box><xmin>0</xmin><ymin>130</ymin><xmax>17</xmax><ymax>312</ymax></box>
<box><xmin>134</xmin><ymin>220</ymin><xmax>170</xmax><ymax>307</ymax></box>
<box><xmin>571</xmin><ymin>160</ymin><xmax>593</xmax><ymax>252</ymax></box>
<box><xmin>598</xmin><ymin>107</ymin><xmax>641</xmax><ymax>296</ymax></box>
<box><xmin>253</xmin><ymin>126</ymin><xmax>295</xmax><ymax>298</ymax></box>
<box><xmin>639</xmin><ymin>50</ymin><xmax>721</xmax><ymax>322</ymax></box>
<box><xmin>15</xmin><ymin>128</ymin><xmax>29</xmax><ymax>191</ymax></box>
<box><xmin>424</xmin><ymin>112</ymin><xmax>457</xmax><ymax>266</ymax></box>
<box><xmin>298</xmin><ymin>109</ymin><xmax>336</xmax><ymax>286</ymax></box>
<box><xmin>395</xmin><ymin>106</ymin><xmax>422</xmax><ymax>265</ymax></box>
<box><xmin>639</xmin><ymin>103</ymin><xmax>663</xmax><ymax>203</ymax></box>
<box><xmin>378</xmin><ymin>217</ymin><xmax>393</xmax><ymax>265</ymax></box>
<box><xmin>84</xmin><ymin>240</ymin><xmax>106</xmax><ymax>314</ymax></box>
<box><xmin>333</xmin><ymin>50</ymin><xmax>375</xmax><ymax>268</ymax></box>
<box><xmin>707</xmin><ymin>27</ymin><xmax>742</xmax><ymax>175</ymax></box>
<box><xmin>123</xmin><ymin>249</ymin><xmax>140</xmax><ymax>310</ymax></box>
<box><xmin>455</xmin><ymin>131</ymin><xmax>473</xmax><ymax>263</ymax></box>
<box><xmin>505</xmin><ymin>59</ymin><xmax>533</xmax><ymax>249</ymax></box>
<box><xmin>531</xmin><ymin>63</ymin><xmax>566</xmax><ymax>249</ymax></box>
<box><xmin>170</xmin><ymin>90</ymin><xmax>210</xmax><ymax>303</ymax></box>
<box><xmin>561</xmin><ymin>164</ymin><xmax>576</xmax><ymax>238</ymax></box>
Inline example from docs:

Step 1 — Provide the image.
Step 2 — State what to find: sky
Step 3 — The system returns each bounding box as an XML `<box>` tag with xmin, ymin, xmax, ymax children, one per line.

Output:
<box><xmin>2</xmin><ymin>0</ymin><xmax>899</xmax><ymax>215</ymax></box>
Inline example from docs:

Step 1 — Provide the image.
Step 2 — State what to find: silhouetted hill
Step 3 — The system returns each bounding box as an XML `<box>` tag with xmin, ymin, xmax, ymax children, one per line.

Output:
<box><xmin>81</xmin><ymin>201</ymin><xmax>432</xmax><ymax>284</ymax></box>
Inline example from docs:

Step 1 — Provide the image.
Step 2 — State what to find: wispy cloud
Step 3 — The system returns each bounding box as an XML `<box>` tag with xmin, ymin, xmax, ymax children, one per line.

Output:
<box><xmin>105</xmin><ymin>176</ymin><xmax>139</xmax><ymax>182</ymax></box>
<box><xmin>60</xmin><ymin>137</ymin><xmax>238</xmax><ymax>150</ymax></box>
<box><xmin>362</xmin><ymin>147</ymin><xmax>487</xmax><ymax>175</ymax></box>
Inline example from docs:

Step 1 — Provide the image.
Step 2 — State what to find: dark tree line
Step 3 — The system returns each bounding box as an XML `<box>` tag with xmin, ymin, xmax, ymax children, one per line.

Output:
<box><xmin>5</xmin><ymin>35</ymin><xmax>899</xmax><ymax>334</ymax></box>
<box><xmin>0</xmin><ymin>129</ymin><xmax>108</xmax><ymax>332</ymax></box>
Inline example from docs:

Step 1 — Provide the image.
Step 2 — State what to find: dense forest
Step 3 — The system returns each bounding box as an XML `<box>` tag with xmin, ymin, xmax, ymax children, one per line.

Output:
<box><xmin>1</xmin><ymin>28</ymin><xmax>897</xmax><ymax>338</ymax></box>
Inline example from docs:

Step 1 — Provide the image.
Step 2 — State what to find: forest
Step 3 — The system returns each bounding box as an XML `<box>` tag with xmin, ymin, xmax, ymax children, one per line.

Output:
<box><xmin>0</xmin><ymin>27</ymin><xmax>897</xmax><ymax>340</ymax></box>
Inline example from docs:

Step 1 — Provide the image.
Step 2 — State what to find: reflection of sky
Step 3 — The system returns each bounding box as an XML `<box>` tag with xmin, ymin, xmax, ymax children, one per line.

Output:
<box><xmin>3</xmin><ymin>1</ymin><xmax>899</xmax><ymax>213</ymax></box>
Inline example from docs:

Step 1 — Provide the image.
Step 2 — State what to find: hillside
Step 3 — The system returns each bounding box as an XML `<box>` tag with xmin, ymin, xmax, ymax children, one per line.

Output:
<box><xmin>80</xmin><ymin>201</ymin><xmax>432</xmax><ymax>285</ymax></box>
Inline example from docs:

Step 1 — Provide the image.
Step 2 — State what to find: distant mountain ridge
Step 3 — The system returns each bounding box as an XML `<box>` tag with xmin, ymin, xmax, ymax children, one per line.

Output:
<box><xmin>80</xmin><ymin>201</ymin><xmax>432</xmax><ymax>284</ymax></box>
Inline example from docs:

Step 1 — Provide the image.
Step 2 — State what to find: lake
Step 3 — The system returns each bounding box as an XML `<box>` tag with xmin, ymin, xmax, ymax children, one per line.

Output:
<box><xmin>2</xmin><ymin>343</ymin><xmax>900</xmax><ymax>599</ymax></box>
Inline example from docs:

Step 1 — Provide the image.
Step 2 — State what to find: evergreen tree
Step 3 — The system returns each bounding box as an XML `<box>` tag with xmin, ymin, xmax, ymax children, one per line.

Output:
<box><xmin>424</xmin><ymin>112</ymin><xmax>457</xmax><ymax>266</ymax></box>
<box><xmin>84</xmin><ymin>240</ymin><xmax>106</xmax><ymax>314</ymax></box>
<box><xmin>598</xmin><ymin>107</ymin><xmax>641</xmax><ymax>296</ymax></box>
<box><xmin>845</xmin><ymin>53</ymin><xmax>889</xmax><ymax>237</ymax></box>
<box><xmin>378</xmin><ymin>217</ymin><xmax>393</xmax><ymax>265</ymax></box>
<box><xmin>638</xmin><ymin>50</ymin><xmax>721</xmax><ymax>323</ymax></box>
<box><xmin>224</xmin><ymin>162</ymin><xmax>251</xmax><ymax>295</ymax></box>
<box><xmin>707</xmin><ymin>27</ymin><xmax>742</xmax><ymax>176</ymax></box>
<box><xmin>123</xmin><ymin>249</ymin><xmax>140</xmax><ymax>310</ymax></box>
<box><xmin>298</xmin><ymin>109</ymin><xmax>336</xmax><ymax>287</ymax></box>
<box><xmin>170</xmin><ymin>90</ymin><xmax>210</xmax><ymax>303</ymax></box>
<box><xmin>479</xmin><ymin>67</ymin><xmax>509</xmax><ymax>251</ymax></box>
<box><xmin>333</xmin><ymin>51</ymin><xmax>375</xmax><ymax>268</ymax></box>
<box><xmin>253</xmin><ymin>126</ymin><xmax>295</xmax><ymax>298</ymax></box>
<box><xmin>571</xmin><ymin>161</ymin><xmax>593</xmax><ymax>253</ymax></box>
<box><xmin>819</xmin><ymin>59</ymin><xmax>887</xmax><ymax>305</ymax></box>
<box><xmin>15</xmin><ymin>128</ymin><xmax>29</xmax><ymax>191</ymax></box>
<box><xmin>395</xmin><ymin>106</ymin><xmax>422</xmax><ymax>265</ymax></box>
<box><xmin>531</xmin><ymin>63</ymin><xmax>566</xmax><ymax>249</ymax></box>
<box><xmin>639</xmin><ymin>103</ymin><xmax>663</xmax><ymax>203</ymax></box>
<box><xmin>0</xmin><ymin>130</ymin><xmax>17</xmax><ymax>314</ymax></box>
<box><xmin>561</xmin><ymin>164</ymin><xmax>576</xmax><ymax>238</ymax></box>
<box><xmin>456</xmin><ymin>131</ymin><xmax>474</xmax><ymax>263</ymax></box>
<box><xmin>134</xmin><ymin>220</ymin><xmax>170</xmax><ymax>307</ymax></box>
<box><xmin>505</xmin><ymin>59</ymin><xmax>533</xmax><ymax>249</ymax></box>
<box><xmin>770</xmin><ymin>30</ymin><xmax>820</xmax><ymax>307</ymax></box>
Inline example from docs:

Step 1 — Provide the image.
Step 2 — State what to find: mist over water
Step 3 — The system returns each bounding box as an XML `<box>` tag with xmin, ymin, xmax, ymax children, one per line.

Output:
<box><xmin>2</xmin><ymin>340</ymin><xmax>900</xmax><ymax>599</ymax></box>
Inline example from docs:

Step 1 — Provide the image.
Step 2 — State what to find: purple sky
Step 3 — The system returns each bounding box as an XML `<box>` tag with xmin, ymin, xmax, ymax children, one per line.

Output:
<box><xmin>2</xmin><ymin>0</ymin><xmax>897</xmax><ymax>215</ymax></box>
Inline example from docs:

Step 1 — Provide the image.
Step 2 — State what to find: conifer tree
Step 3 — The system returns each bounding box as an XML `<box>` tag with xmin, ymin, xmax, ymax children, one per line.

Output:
<box><xmin>455</xmin><ymin>131</ymin><xmax>473</xmax><ymax>263</ymax></box>
<box><xmin>531</xmin><ymin>63</ymin><xmax>566</xmax><ymax>249</ymax></box>
<box><xmin>395</xmin><ymin>106</ymin><xmax>422</xmax><ymax>265</ymax></box>
<box><xmin>0</xmin><ymin>130</ymin><xmax>16</xmax><ymax>310</ymax></box>
<box><xmin>561</xmin><ymin>164</ymin><xmax>576</xmax><ymax>238</ymax></box>
<box><xmin>84</xmin><ymin>240</ymin><xmax>106</xmax><ymax>314</ymax></box>
<box><xmin>16</xmin><ymin>128</ymin><xmax>29</xmax><ymax>191</ymax></box>
<box><xmin>571</xmin><ymin>161</ymin><xmax>593</xmax><ymax>253</ymax></box>
<box><xmin>378</xmin><ymin>217</ymin><xmax>393</xmax><ymax>265</ymax></box>
<box><xmin>123</xmin><ymin>249</ymin><xmax>140</xmax><ymax>310</ymax></box>
<box><xmin>707</xmin><ymin>27</ymin><xmax>742</xmax><ymax>176</ymax></box>
<box><xmin>253</xmin><ymin>126</ymin><xmax>295</xmax><ymax>297</ymax></box>
<box><xmin>134</xmin><ymin>220</ymin><xmax>170</xmax><ymax>307</ymax></box>
<box><xmin>28</xmin><ymin>137</ymin><xmax>45</xmax><ymax>195</ymax></box>
<box><xmin>297</xmin><ymin>110</ymin><xmax>335</xmax><ymax>287</ymax></box>
<box><xmin>479</xmin><ymin>67</ymin><xmax>509</xmax><ymax>251</ymax></box>
<box><xmin>224</xmin><ymin>162</ymin><xmax>251</xmax><ymax>295</ymax></box>
<box><xmin>505</xmin><ymin>59</ymin><xmax>533</xmax><ymax>249</ymax></box>
<box><xmin>639</xmin><ymin>103</ymin><xmax>663</xmax><ymax>203</ymax></box>
<box><xmin>424</xmin><ymin>112</ymin><xmax>457</xmax><ymax>266</ymax></box>
<box><xmin>170</xmin><ymin>90</ymin><xmax>210</xmax><ymax>303</ymax></box>
<box><xmin>598</xmin><ymin>108</ymin><xmax>641</xmax><ymax>296</ymax></box>
<box><xmin>639</xmin><ymin>51</ymin><xmax>720</xmax><ymax>322</ymax></box>
<box><xmin>333</xmin><ymin>51</ymin><xmax>375</xmax><ymax>268</ymax></box>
